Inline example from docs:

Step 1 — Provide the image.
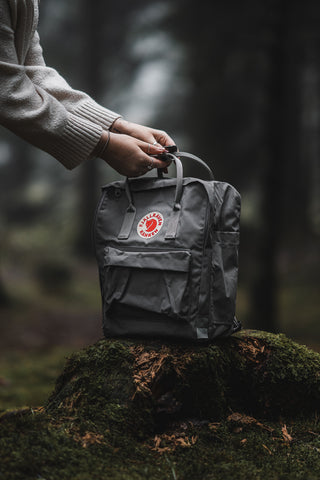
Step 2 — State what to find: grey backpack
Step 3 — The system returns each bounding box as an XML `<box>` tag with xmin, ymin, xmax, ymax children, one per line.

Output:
<box><xmin>93</xmin><ymin>152</ymin><xmax>241</xmax><ymax>342</ymax></box>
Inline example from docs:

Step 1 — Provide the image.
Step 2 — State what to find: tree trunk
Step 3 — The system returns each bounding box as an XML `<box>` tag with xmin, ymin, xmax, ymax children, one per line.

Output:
<box><xmin>250</xmin><ymin>0</ymin><xmax>293</xmax><ymax>332</ymax></box>
<box><xmin>75</xmin><ymin>0</ymin><xmax>105</xmax><ymax>257</ymax></box>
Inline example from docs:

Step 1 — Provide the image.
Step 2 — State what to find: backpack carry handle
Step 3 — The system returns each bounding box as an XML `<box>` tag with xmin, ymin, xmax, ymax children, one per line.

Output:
<box><xmin>165</xmin><ymin>153</ymin><xmax>184</xmax><ymax>209</ymax></box>
<box><xmin>156</xmin><ymin>150</ymin><xmax>214</xmax><ymax>181</ymax></box>
<box><xmin>157</xmin><ymin>151</ymin><xmax>214</xmax><ymax>207</ymax></box>
<box><xmin>175</xmin><ymin>152</ymin><xmax>214</xmax><ymax>180</ymax></box>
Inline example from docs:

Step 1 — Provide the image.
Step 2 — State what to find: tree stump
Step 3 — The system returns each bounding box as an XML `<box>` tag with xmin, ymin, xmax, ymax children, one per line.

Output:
<box><xmin>46</xmin><ymin>329</ymin><xmax>320</xmax><ymax>434</ymax></box>
<box><xmin>2</xmin><ymin>330</ymin><xmax>320</xmax><ymax>480</ymax></box>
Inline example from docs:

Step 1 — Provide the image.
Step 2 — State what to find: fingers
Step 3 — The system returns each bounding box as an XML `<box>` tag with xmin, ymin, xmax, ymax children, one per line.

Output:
<box><xmin>139</xmin><ymin>141</ymin><xmax>166</xmax><ymax>156</ymax></box>
<box><xmin>152</xmin><ymin>129</ymin><xmax>176</xmax><ymax>148</ymax></box>
<box><xmin>103</xmin><ymin>132</ymin><xmax>173</xmax><ymax>177</ymax></box>
<box><xmin>149</xmin><ymin>156</ymin><xmax>171</xmax><ymax>170</ymax></box>
<box><xmin>137</xmin><ymin>151</ymin><xmax>168</xmax><ymax>170</ymax></box>
<box><xmin>138</xmin><ymin>141</ymin><xmax>172</xmax><ymax>169</ymax></box>
<box><xmin>113</xmin><ymin>120</ymin><xmax>176</xmax><ymax>150</ymax></box>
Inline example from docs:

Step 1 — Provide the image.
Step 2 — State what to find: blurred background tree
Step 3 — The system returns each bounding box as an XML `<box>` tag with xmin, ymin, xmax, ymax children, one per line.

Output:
<box><xmin>0</xmin><ymin>0</ymin><xmax>319</xmax><ymax>373</ymax></box>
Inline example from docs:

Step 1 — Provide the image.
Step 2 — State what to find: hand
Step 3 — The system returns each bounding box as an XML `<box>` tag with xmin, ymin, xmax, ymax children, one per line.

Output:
<box><xmin>111</xmin><ymin>118</ymin><xmax>175</xmax><ymax>148</ymax></box>
<box><xmin>101</xmin><ymin>132</ymin><xmax>171</xmax><ymax>177</ymax></box>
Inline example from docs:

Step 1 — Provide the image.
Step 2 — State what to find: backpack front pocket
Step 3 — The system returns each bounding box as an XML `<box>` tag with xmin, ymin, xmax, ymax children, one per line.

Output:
<box><xmin>103</xmin><ymin>246</ymin><xmax>191</xmax><ymax>318</ymax></box>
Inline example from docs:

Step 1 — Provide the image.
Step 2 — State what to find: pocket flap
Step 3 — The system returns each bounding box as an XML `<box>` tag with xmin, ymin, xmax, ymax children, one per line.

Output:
<box><xmin>104</xmin><ymin>247</ymin><xmax>191</xmax><ymax>272</ymax></box>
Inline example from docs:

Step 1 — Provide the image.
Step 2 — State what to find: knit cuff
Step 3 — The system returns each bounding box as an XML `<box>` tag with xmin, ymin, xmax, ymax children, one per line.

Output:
<box><xmin>50</xmin><ymin>113</ymin><xmax>103</xmax><ymax>170</ymax></box>
<box><xmin>73</xmin><ymin>99</ymin><xmax>122</xmax><ymax>131</ymax></box>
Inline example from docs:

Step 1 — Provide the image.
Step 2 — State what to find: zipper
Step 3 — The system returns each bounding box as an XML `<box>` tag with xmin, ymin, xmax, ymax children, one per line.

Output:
<box><xmin>105</xmin><ymin>245</ymin><xmax>190</xmax><ymax>253</ymax></box>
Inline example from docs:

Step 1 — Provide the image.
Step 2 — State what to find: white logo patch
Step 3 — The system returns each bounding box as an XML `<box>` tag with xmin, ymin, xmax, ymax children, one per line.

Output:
<box><xmin>137</xmin><ymin>212</ymin><xmax>164</xmax><ymax>239</ymax></box>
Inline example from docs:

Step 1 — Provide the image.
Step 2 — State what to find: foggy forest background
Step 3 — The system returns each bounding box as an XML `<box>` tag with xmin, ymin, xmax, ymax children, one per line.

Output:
<box><xmin>0</xmin><ymin>0</ymin><xmax>319</xmax><ymax>405</ymax></box>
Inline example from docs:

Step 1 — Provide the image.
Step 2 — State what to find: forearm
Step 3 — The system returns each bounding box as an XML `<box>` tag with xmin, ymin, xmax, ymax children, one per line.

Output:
<box><xmin>25</xmin><ymin>31</ymin><xmax>121</xmax><ymax>131</ymax></box>
<box><xmin>1</xmin><ymin>87</ymin><xmax>102</xmax><ymax>168</ymax></box>
<box><xmin>0</xmin><ymin>60</ymin><xmax>103</xmax><ymax>169</ymax></box>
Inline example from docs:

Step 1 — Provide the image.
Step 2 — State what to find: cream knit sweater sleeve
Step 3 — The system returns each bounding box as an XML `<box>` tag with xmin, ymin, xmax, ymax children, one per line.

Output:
<box><xmin>0</xmin><ymin>0</ymin><xmax>121</xmax><ymax>169</ymax></box>
<box><xmin>24</xmin><ymin>31</ymin><xmax>121</xmax><ymax>136</ymax></box>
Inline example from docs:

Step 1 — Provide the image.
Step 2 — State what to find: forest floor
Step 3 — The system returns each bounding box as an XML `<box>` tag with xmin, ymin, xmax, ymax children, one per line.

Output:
<box><xmin>2</xmin><ymin>406</ymin><xmax>320</xmax><ymax>480</ymax></box>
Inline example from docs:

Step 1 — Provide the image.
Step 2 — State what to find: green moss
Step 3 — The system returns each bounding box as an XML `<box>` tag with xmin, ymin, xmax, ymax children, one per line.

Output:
<box><xmin>46</xmin><ymin>340</ymin><xmax>154</xmax><ymax>440</ymax></box>
<box><xmin>2</xmin><ymin>409</ymin><xmax>320</xmax><ymax>479</ymax></box>
<box><xmin>2</xmin><ymin>331</ymin><xmax>320</xmax><ymax>479</ymax></box>
<box><xmin>232</xmin><ymin>330</ymin><xmax>320</xmax><ymax>416</ymax></box>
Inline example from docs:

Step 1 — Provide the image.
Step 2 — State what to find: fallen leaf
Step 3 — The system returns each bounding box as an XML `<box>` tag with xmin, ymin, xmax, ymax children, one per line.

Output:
<box><xmin>74</xmin><ymin>432</ymin><xmax>104</xmax><ymax>448</ymax></box>
<box><xmin>281</xmin><ymin>425</ymin><xmax>293</xmax><ymax>443</ymax></box>
<box><xmin>149</xmin><ymin>432</ymin><xmax>197</xmax><ymax>453</ymax></box>
<box><xmin>208</xmin><ymin>422</ymin><xmax>221</xmax><ymax>431</ymax></box>
<box><xmin>262</xmin><ymin>444</ymin><xmax>272</xmax><ymax>455</ymax></box>
<box><xmin>237</xmin><ymin>338</ymin><xmax>271</xmax><ymax>364</ymax></box>
<box><xmin>31</xmin><ymin>407</ymin><xmax>45</xmax><ymax>414</ymax></box>
<box><xmin>227</xmin><ymin>412</ymin><xmax>274</xmax><ymax>432</ymax></box>
<box><xmin>176</xmin><ymin>437</ymin><xmax>190</xmax><ymax>447</ymax></box>
<box><xmin>191</xmin><ymin>435</ymin><xmax>198</xmax><ymax>445</ymax></box>
<box><xmin>154</xmin><ymin>436</ymin><xmax>161</xmax><ymax>448</ymax></box>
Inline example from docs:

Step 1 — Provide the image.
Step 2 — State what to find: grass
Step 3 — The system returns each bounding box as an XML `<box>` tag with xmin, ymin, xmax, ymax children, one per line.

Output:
<box><xmin>0</xmin><ymin>347</ymin><xmax>74</xmax><ymax>411</ymax></box>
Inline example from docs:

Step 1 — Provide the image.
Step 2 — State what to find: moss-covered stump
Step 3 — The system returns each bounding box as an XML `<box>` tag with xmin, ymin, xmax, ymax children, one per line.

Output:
<box><xmin>46</xmin><ymin>329</ymin><xmax>320</xmax><ymax>424</ymax></box>
<box><xmin>2</xmin><ymin>330</ymin><xmax>320</xmax><ymax>480</ymax></box>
